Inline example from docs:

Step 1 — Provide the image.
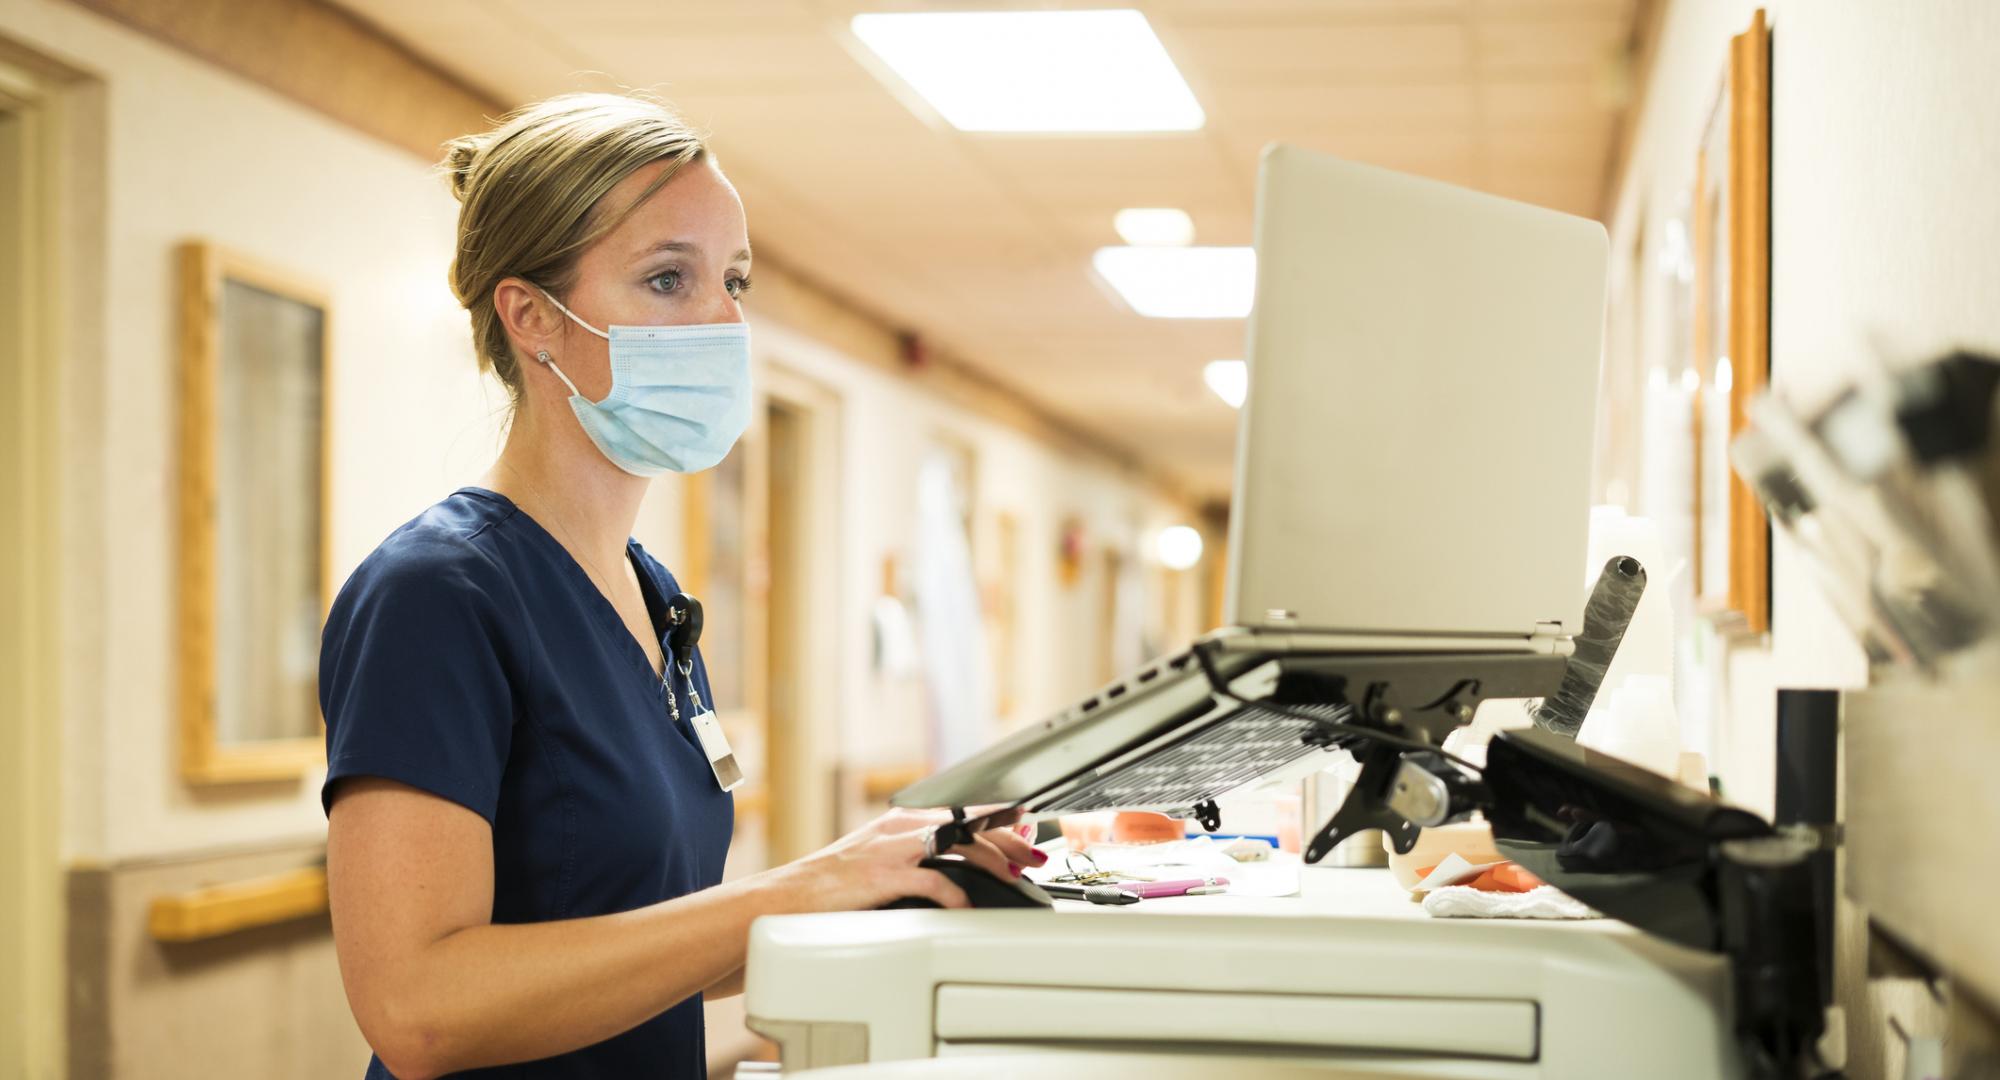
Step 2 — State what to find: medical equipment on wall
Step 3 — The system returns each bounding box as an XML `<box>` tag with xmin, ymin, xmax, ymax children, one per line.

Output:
<box><xmin>1731</xmin><ymin>349</ymin><xmax>2000</xmax><ymax>670</ymax></box>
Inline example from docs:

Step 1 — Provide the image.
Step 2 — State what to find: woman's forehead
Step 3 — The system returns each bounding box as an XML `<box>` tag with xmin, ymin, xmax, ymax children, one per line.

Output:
<box><xmin>603</xmin><ymin>159</ymin><xmax>749</xmax><ymax>261</ymax></box>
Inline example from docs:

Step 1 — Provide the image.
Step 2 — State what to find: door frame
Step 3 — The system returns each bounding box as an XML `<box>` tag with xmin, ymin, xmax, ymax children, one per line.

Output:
<box><xmin>758</xmin><ymin>362</ymin><xmax>842</xmax><ymax>863</ymax></box>
<box><xmin>0</xmin><ymin>39</ymin><xmax>93</xmax><ymax>1077</ymax></box>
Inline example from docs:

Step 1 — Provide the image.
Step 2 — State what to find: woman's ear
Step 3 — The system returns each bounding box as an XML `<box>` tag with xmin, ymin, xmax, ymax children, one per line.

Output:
<box><xmin>493</xmin><ymin>277</ymin><xmax>561</xmax><ymax>361</ymax></box>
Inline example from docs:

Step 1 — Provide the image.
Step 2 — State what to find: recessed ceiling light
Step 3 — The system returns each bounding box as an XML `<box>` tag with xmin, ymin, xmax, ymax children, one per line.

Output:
<box><xmin>1156</xmin><ymin>525</ymin><xmax>1205</xmax><ymax>570</ymax></box>
<box><xmin>849</xmin><ymin>10</ymin><xmax>1205</xmax><ymax>133</ymax></box>
<box><xmin>1114</xmin><ymin>207</ymin><xmax>1195</xmax><ymax>247</ymax></box>
<box><xmin>1204</xmin><ymin>359</ymin><xmax>1247</xmax><ymax>409</ymax></box>
<box><xmin>1092</xmin><ymin>246</ymin><xmax>1255</xmax><ymax>319</ymax></box>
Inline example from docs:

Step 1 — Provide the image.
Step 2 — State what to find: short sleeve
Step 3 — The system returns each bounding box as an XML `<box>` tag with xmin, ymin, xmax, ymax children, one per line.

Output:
<box><xmin>319</xmin><ymin>529</ymin><xmax>520</xmax><ymax>824</ymax></box>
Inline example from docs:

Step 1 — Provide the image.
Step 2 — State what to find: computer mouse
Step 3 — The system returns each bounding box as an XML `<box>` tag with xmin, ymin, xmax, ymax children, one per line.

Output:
<box><xmin>877</xmin><ymin>857</ymin><xmax>1054</xmax><ymax>910</ymax></box>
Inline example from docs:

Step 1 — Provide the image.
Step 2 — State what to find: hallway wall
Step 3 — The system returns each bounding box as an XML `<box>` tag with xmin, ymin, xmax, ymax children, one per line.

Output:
<box><xmin>4</xmin><ymin>0</ymin><xmax>1204</xmax><ymax>1073</ymax></box>
<box><xmin>1604</xmin><ymin>3</ymin><xmax>2000</xmax><ymax>1075</ymax></box>
<box><xmin>1601</xmin><ymin>0</ymin><xmax>2000</xmax><ymax>814</ymax></box>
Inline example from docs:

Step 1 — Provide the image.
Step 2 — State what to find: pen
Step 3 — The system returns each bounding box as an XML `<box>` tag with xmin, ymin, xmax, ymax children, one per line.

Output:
<box><xmin>1039</xmin><ymin>882</ymin><xmax>1141</xmax><ymax>905</ymax></box>
<box><xmin>1114</xmin><ymin>877</ymin><xmax>1231</xmax><ymax>899</ymax></box>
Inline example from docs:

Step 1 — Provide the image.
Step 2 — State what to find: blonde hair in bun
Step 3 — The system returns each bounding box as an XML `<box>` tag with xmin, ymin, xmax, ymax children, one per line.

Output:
<box><xmin>442</xmin><ymin>92</ymin><xmax>707</xmax><ymax>400</ymax></box>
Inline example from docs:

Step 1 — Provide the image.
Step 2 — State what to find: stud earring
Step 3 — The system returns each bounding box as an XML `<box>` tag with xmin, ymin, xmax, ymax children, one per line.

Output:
<box><xmin>535</xmin><ymin>349</ymin><xmax>553</xmax><ymax>364</ymax></box>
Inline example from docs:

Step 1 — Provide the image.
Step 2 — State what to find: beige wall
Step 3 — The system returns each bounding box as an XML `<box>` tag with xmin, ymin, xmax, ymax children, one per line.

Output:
<box><xmin>7</xmin><ymin>0</ymin><xmax>1207</xmax><ymax>870</ymax></box>
<box><xmin>1</xmin><ymin>0</ymin><xmax>496</xmax><ymax>865</ymax></box>
<box><xmin>4</xmin><ymin>0</ymin><xmax>1203</xmax><ymax>1072</ymax></box>
<box><xmin>1602</xmin><ymin>0</ymin><xmax>2000</xmax><ymax>814</ymax></box>
<box><xmin>1606</xmin><ymin>3</ymin><xmax>2000</xmax><ymax>1074</ymax></box>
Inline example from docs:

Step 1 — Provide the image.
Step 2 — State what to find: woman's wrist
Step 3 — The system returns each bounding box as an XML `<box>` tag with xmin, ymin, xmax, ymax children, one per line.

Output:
<box><xmin>736</xmin><ymin>854</ymin><xmax>825</xmax><ymax>918</ymax></box>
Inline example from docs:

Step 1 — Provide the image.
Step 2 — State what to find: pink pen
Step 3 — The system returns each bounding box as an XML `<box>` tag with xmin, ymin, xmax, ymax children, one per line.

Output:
<box><xmin>1115</xmin><ymin>877</ymin><xmax>1229</xmax><ymax>898</ymax></box>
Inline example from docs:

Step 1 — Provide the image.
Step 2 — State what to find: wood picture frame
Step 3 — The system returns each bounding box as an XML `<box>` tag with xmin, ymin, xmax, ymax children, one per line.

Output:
<box><xmin>1690</xmin><ymin>9</ymin><xmax>1772</xmax><ymax>634</ymax></box>
<box><xmin>177</xmin><ymin>242</ymin><xmax>331</xmax><ymax>784</ymax></box>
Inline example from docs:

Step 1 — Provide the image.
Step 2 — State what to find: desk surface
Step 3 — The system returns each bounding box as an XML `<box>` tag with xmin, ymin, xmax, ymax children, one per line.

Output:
<box><xmin>1061</xmin><ymin>865</ymin><xmax>1632</xmax><ymax>937</ymax></box>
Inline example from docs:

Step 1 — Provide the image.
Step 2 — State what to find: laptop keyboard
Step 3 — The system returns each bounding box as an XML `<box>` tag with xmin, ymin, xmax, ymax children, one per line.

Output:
<box><xmin>1035</xmin><ymin>699</ymin><xmax>1353</xmax><ymax>813</ymax></box>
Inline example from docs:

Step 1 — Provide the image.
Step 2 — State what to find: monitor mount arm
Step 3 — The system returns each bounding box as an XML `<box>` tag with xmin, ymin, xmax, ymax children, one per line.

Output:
<box><xmin>1274</xmin><ymin>557</ymin><xmax>1837</xmax><ymax>1079</ymax></box>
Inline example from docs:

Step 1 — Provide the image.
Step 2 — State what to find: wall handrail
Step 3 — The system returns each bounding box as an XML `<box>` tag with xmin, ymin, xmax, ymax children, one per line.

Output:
<box><xmin>147</xmin><ymin>865</ymin><xmax>328</xmax><ymax>943</ymax></box>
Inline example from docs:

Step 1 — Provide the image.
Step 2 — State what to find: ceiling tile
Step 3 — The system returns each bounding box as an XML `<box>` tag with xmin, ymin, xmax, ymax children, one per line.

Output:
<box><xmin>1165</xmin><ymin>21</ymin><xmax>1473</xmax><ymax>83</ymax></box>
<box><xmin>1473</xmin><ymin>15</ymin><xmax>1630</xmax><ymax>78</ymax></box>
<box><xmin>963</xmin><ymin>135</ymin><xmax>1242</xmax><ymax>211</ymax></box>
<box><xmin>1480</xmin><ymin>77</ymin><xmax>1624</xmax><ymax>123</ymax></box>
<box><xmin>1221</xmin><ymin>130</ymin><xmax>1479</xmax><ymax>189</ymax></box>
<box><xmin>1151</xmin><ymin>0</ymin><xmax>1467</xmax><ymax>17</ymax></box>
<box><xmin>320</xmin><ymin>0</ymin><xmax>1639</xmax><ymax>500</ymax></box>
<box><xmin>568</xmin><ymin>30</ymin><xmax>876</xmax><ymax>94</ymax></box>
<box><xmin>1207</xmin><ymin>82</ymin><xmax>1476</xmax><ymax>133</ymax></box>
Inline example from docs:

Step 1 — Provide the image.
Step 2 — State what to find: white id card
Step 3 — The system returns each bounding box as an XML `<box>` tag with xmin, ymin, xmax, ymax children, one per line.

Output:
<box><xmin>688</xmin><ymin>709</ymin><xmax>744</xmax><ymax>793</ymax></box>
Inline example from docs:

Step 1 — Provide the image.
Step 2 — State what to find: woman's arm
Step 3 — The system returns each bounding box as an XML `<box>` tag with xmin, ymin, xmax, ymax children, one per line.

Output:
<box><xmin>701</xmin><ymin>967</ymin><xmax>746</xmax><ymax>1000</ymax></box>
<box><xmin>328</xmin><ymin>779</ymin><xmax>1034</xmax><ymax>1079</ymax></box>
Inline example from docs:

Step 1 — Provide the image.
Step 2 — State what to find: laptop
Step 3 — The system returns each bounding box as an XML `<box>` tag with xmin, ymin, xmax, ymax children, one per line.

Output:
<box><xmin>895</xmin><ymin>145</ymin><xmax>1609</xmax><ymax>819</ymax></box>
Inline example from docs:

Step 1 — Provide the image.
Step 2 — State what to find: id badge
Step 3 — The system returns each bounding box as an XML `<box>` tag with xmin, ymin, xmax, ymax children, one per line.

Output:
<box><xmin>689</xmin><ymin>708</ymin><xmax>744</xmax><ymax>793</ymax></box>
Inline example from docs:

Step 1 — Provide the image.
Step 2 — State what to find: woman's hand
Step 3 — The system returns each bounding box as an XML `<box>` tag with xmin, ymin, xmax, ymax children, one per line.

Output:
<box><xmin>770</xmin><ymin>807</ymin><xmax>1046</xmax><ymax>912</ymax></box>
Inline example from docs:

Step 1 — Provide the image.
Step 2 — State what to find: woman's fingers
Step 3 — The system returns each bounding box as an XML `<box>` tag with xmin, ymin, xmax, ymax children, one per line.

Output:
<box><xmin>946</xmin><ymin>835</ymin><xmax>1016</xmax><ymax>881</ymax></box>
<box><xmin>903</xmin><ymin>868</ymin><xmax>970</xmax><ymax>909</ymax></box>
<box><xmin>965</xmin><ymin>805</ymin><xmax>1023</xmax><ymax>829</ymax></box>
<box><xmin>978</xmin><ymin>826</ymin><xmax>1044</xmax><ymax>869</ymax></box>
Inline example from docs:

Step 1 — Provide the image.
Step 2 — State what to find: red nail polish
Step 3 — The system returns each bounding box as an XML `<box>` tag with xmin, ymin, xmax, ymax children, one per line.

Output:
<box><xmin>1009</xmin><ymin>864</ymin><xmax>1022</xmax><ymax>878</ymax></box>
<box><xmin>1030</xmin><ymin>849</ymin><xmax>1049</xmax><ymax>866</ymax></box>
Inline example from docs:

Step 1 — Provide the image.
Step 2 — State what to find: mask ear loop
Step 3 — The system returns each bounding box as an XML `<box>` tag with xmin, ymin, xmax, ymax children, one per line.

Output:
<box><xmin>536</xmin><ymin>285</ymin><xmax>611</xmax><ymax>339</ymax></box>
<box><xmin>529</xmin><ymin>285</ymin><xmax>607</xmax><ymax>400</ymax></box>
<box><xmin>534</xmin><ymin>348</ymin><xmax>583</xmax><ymax>398</ymax></box>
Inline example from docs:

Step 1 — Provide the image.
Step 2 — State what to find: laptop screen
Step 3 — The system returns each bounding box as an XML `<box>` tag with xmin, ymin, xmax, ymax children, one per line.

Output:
<box><xmin>1227</xmin><ymin>146</ymin><xmax>1608</xmax><ymax>638</ymax></box>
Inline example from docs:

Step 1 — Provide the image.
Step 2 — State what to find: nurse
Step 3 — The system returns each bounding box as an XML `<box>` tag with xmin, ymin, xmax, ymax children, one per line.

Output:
<box><xmin>320</xmin><ymin>92</ymin><xmax>1039</xmax><ymax>1080</ymax></box>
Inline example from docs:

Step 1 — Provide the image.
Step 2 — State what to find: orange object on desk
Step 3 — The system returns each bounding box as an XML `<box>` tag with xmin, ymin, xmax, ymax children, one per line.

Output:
<box><xmin>1058</xmin><ymin>811</ymin><xmax>1114</xmax><ymax>851</ymax></box>
<box><xmin>1110</xmin><ymin>811</ymin><xmax>1182</xmax><ymax>844</ymax></box>
<box><xmin>1414</xmin><ymin>860</ymin><xmax>1546</xmax><ymax>893</ymax></box>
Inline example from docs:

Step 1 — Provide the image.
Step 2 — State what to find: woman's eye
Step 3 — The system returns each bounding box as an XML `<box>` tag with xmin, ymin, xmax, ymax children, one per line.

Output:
<box><xmin>726</xmin><ymin>276</ymin><xmax>753</xmax><ymax>300</ymax></box>
<box><xmin>647</xmin><ymin>269</ymin><xmax>682</xmax><ymax>294</ymax></box>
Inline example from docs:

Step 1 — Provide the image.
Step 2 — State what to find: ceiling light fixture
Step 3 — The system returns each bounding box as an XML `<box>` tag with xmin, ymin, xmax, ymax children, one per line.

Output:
<box><xmin>1114</xmin><ymin>207</ymin><xmax>1195</xmax><ymax>247</ymax></box>
<box><xmin>1157</xmin><ymin>525</ymin><xmax>1205</xmax><ymax>571</ymax></box>
<box><xmin>1204</xmin><ymin>359</ymin><xmax>1247</xmax><ymax>409</ymax></box>
<box><xmin>849</xmin><ymin>9</ymin><xmax>1204</xmax><ymax>133</ymax></box>
<box><xmin>1092</xmin><ymin>246</ymin><xmax>1255</xmax><ymax>319</ymax></box>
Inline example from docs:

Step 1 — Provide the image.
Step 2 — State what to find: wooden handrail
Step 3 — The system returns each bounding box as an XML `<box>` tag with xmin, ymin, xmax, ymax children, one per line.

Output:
<box><xmin>860</xmin><ymin>763</ymin><xmax>930</xmax><ymax>802</ymax></box>
<box><xmin>148</xmin><ymin>866</ymin><xmax>329</xmax><ymax>943</ymax></box>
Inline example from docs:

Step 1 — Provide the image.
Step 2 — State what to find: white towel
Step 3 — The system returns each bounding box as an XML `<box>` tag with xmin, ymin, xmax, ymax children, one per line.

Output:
<box><xmin>1422</xmin><ymin>884</ymin><xmax>1600</xmax><ymax>920</ymax></box>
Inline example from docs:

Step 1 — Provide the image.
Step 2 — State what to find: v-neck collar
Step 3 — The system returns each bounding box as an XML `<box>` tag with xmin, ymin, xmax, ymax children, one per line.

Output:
<box><xmin>456</xmin><ymin>486</ymin><xmax>669</xmax><ymax>687</ymax></box>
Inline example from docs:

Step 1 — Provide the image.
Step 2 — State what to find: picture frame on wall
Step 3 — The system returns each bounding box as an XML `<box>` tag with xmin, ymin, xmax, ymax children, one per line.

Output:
<box><xmin>176</xmin><ymin>242</ymin><xmax>331</xmax><ymax>783</ymax></box>
<box><xmin>1690</xmin><ymin>8</ymin><xmax>1772</xmax><ymax>634</ymax></box>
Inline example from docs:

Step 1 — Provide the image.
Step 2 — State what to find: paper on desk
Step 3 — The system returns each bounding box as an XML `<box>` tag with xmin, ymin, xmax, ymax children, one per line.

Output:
<box><xmin>1029</xmin><ymin>837</ymin><xmax>1302</xmax><ymax>898</ymax></box>
<box><xmin>1412</xmin><ymin>852</ymin><xmax>1507</xmax><ymax>893</ymax></box>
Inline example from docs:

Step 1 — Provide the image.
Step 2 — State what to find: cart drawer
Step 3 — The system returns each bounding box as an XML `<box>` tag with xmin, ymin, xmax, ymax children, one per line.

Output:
<box><xmin>934</xmin><ymin>985</ymin><xmax>1538</xmax><ymax>1060</ymax></box>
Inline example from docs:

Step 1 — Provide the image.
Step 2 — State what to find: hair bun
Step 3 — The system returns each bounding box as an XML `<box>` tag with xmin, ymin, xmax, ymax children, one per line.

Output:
<box><xmin>440</xmin><ymin>134</ymin><xmax>485</xmax><ymax>202</ymax></box>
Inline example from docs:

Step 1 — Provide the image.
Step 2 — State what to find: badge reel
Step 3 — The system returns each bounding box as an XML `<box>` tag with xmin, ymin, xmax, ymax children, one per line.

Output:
<box><xmin>665</xmin><ymin>593</ymin><xmax>744</xmax><ymax>793</ymax></box>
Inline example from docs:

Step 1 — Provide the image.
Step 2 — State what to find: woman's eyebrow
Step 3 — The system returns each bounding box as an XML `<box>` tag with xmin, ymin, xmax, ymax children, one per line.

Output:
<box><xmin>636</xmin><ymin>239</ymin><xmax>753</xmax><ymax>262</ymax></box>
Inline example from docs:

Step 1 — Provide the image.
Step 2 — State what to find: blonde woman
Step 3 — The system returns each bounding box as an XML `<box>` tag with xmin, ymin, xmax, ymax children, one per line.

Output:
<box><xmin>320</xmin><ymin>93</ymin><xmax>1040</xmax><ymax>1080</ymax></box>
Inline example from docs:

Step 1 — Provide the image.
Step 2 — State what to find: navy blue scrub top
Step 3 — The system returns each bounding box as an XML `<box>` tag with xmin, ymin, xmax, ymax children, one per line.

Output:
<box><xmin>320</xmin><ymin>487</ymin><xmax>734</xmax><ymax>1079</ymax></box>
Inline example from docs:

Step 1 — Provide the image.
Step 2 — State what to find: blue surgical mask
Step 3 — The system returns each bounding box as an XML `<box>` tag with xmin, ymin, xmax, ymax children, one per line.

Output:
<box><xmin>535</xmin><ymin>288</ymin><xmax>752</xmax><ymax>476</ymax></box>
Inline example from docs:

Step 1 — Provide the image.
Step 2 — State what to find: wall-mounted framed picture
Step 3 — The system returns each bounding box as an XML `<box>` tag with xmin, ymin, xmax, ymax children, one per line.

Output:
<box><xmin>177</xmin><ymin>242</ymin><xmax>330</xmax><ymax>783</ymax></box>
<box><xmin>1690</xmin><ymin>8</ymin><xmax>1772</xmax><ymax>634</ymax></box>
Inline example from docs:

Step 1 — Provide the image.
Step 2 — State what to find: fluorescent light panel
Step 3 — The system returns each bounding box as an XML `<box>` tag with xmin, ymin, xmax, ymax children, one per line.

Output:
<box><xmin>1204</xmin><ymin>359</ymin><xmax>1247</xmax><ymax>408</ymax></box>
<box><xmin>1093</xmin><ymin>246</ymin><xmax>1255</xmax><ymax>319</ymax></box>
<box><xmin>850</xmin><ymin>10</ymin><xmax>1204</xmax><ymax>133</ymax></box>
<box><xmin>1114</xmin><ymin>207</ymin><xmax>1195</xmax><ymax>247</ymax></box>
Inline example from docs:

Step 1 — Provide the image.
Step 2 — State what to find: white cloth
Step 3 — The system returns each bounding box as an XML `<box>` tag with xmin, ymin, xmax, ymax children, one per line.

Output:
<box><xmin>1421</xmin><ymin>884</ymin><xmax>1600</xmax><ymax>920</ymax></box>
